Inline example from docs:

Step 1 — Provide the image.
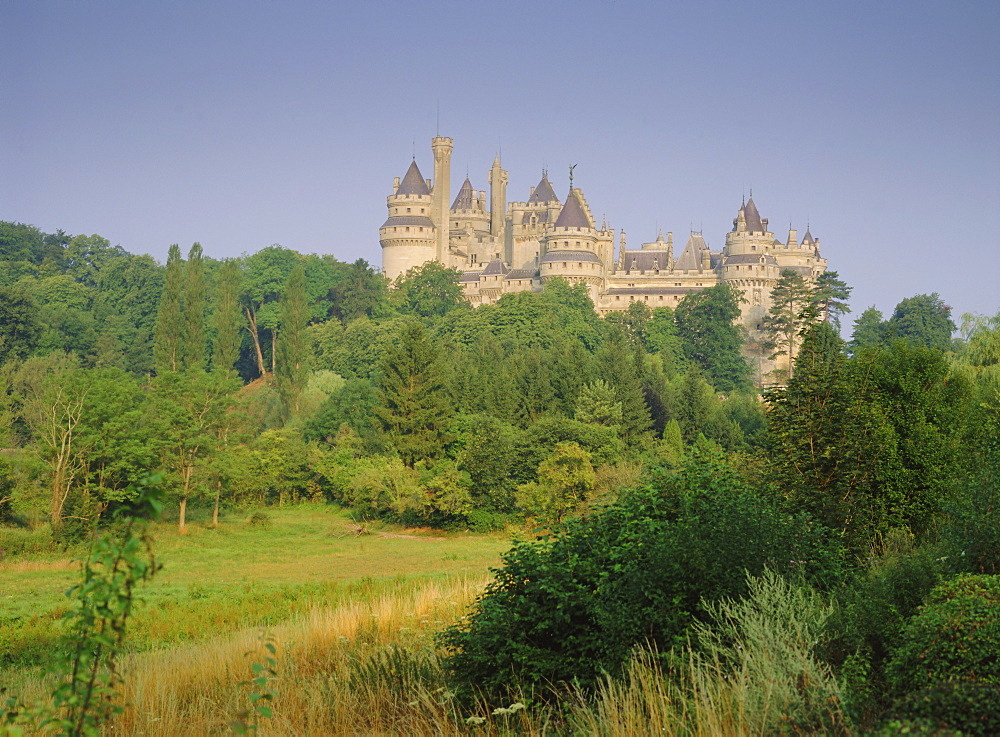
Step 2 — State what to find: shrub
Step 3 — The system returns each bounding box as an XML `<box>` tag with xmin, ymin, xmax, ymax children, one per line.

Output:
<box><xmin>883</xmin><ymin>681</ymin><xmax>1000</xmax><ymax>736</ymax></box>
<box><xmin>684</xmin><ymin>571</ymin><xmax>847</xmax><ymax>735</ymax></box>
<box><xmin>440</xmin><ymin>448</ymin><xmax>845</xmax><ymax>699</ymax></box>
<box><xmin>0</xmin><ymin>525</ymin><xmax>53</xmax><ymax>556</ymax></box>
<box><xmin>885</xmin><ymin>574</ymin><xmax>1000</xmax><ymax>697</ymax></box>
<box><xmin>247</xmin><ymin>511</ymin><xmax>271</xmax><ymax>529</ymax></box>
<box><xmin>828</xmin><ymin>533</ymin><xmax>947</xmax><ymax>728</ymax></box>
<box><xmin>464</xmin><ymin>509</ymin><xmax>509</xmax><ymax>534</ymax></box>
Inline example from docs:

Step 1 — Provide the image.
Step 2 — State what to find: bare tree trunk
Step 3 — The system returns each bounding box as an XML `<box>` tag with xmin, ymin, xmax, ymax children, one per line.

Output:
<box><xmin>245</xmin><ymin>307</ymin><xmax>266</xmax><ymax>376</ymax></box>
<box><xmin>179</xmin><ymin>462</ymin><xmax>195</xmax><ymax>533</ymax></box>
<box><xmin>212</xmin><ymin>477</ymin><xmax>221</xmax><ymax>527</ymax></box>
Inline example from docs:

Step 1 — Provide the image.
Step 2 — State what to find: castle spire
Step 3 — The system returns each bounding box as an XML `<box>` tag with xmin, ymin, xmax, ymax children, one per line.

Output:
<box><xmin>396</xmin><ymin>159</ymin><xmax>430</xmax><ymax>196</ymax></box>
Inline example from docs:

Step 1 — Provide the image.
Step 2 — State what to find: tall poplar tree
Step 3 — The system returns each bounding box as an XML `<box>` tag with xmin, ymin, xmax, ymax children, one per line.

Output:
<box><xmin>153</xmin><ymin>244</ymin><xmax>183</xmax><ymax>374</ymax></box>
<box><xmin>275</xmin><ymin>262</ymin><xmax>309</xmax><ymax>416</ymax></box>
<box><xmin>212</xmin><ymin>259</ymin><xmax>243</xmax><ymax>374</ymax></box>
<box><xmin>183</xmin><ymin>243</ymin><xmax>207</xmax><ymax>371</ymax></box>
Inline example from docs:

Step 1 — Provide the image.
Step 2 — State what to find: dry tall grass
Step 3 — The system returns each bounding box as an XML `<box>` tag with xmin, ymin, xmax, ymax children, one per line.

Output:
<box><xmin>8</xmin><ymin>570</ymin><xmax>849</xmax><ymax>735</ymax></box>
<box><xmin>109</xmin><ymin>576</ymin><xmax>487</xmax><ymax>735</ymax></box>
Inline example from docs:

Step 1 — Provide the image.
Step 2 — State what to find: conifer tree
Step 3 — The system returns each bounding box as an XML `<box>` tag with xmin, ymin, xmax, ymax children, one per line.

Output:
<box><xmin>182</xmin><ymin>243</ymin><xmax>206</xmax><ymax>371</ymax></box>
<box><xmin>813</xmin><ymin>270</ymin><xmax>852</xmax><ymax>329</ymax></box>
<box><xmin>677</xmin><ymin>364</ymin><xmax>715</xmax><ymax>444</ymax></box>
<box><xmin>275</xmin><ymin>263</ymin><xmax>310</xmax><ymax>416</ymax></box>
<box><xmin>153</xmin><ymin>244</ymin><xmax>183</xmax><ymax>374</ymax></box>
<box><xmin>765</xmin><ymin>322</ymin><xmax>855</xmax><ymax>528</ymax></box>
<box><xmin>848</xmin><ymin>306</ymin><xmax>886</xmax><ymax>356</ymax></box>
<box><xmin>761</xmin><ymin>269</ymin><xmax>816</xmax><ymax>379</ymax></box>
<box><xmin>594</xmin><ymin>328</ymin><xmax>652</xmax><ymax>441</ymax></box>
<box><xmin>374</xmin><ymin>321</ymin><xmax>452</xmax><ymax>467</ymax></box>
<box><xmin>212</xmin><ymin>259</ymin><xmax>243</xmax><ymax>374</ymax></box>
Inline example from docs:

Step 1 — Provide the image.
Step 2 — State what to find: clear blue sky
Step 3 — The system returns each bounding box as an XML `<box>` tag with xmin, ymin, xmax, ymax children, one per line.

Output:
<box><xmin>4</xmin><ymin>0</ymin><xmax>998</xmax><ymax>330</ymax></box>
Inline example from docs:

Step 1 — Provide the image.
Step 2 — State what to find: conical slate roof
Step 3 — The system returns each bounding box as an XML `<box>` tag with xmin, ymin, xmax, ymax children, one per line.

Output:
<box><xmin>554</xmin><ymin>190</ymin><xmax>590</xmax><ymax>228</ymax></box>
<box><xmin>481</xmin><ymin>258</ymin><xmax>509</xmax><ymax>276</ymax></box>
<box><xmin>742</xmin><ymin>197</ymin><xmax>764</xmax><ymax>233</ymax></box>
<box><xmin>674</xmin><ymin>232</ymin><xmax>709</xmax><ymax>270</ymax></box>
<box><xmin>801</xmin><ymin>228</ymin><xmax>815</xmax><ymax>244</ymax></box>
<box><xmin>528</xmin><ymin>174</ymin><xmax>559</xmax><ymax>204</ymax></box>
<box><xmin>451</xmin><ymin>177</ymin><xmax>475</xmax><ymax>210</ymax></box>
<box><xmin>397</xmin><ymin>160</ymin><xmax>431</xmax><ymax>196</ymax></box>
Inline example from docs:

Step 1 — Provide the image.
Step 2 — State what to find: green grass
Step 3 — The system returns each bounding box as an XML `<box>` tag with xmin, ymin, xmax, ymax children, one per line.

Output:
<box><xmin>0</xmin><ymin>504</ymin><xmax>510</xmax><ymax>673</ymax></box>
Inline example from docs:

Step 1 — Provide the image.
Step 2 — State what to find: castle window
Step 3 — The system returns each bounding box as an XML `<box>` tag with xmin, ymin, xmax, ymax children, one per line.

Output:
<box><xmin>421</xmin><ymin>208</ymin><xmax>425</xmax><ymax>213</ymax></box>
<box><xmin>405</xmin><ymin>227</ymin><xmax>410</xmax><ymax>232</ymax></box>
<box><xmin>406</xmin><ymin>208</ymin><xmax>411</xmax><ymax>213</ymax></box>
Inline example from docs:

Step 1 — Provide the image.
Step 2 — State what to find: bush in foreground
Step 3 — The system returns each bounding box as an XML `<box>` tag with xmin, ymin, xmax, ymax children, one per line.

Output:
<box><xmin>440</xmin><ymin>449</ymin><xmax>845</xmax><ymax>698</ymax></box>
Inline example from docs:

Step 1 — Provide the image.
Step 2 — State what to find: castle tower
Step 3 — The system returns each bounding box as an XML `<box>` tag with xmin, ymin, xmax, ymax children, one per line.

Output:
<box><xmin>450</xmin><ymin>176</ymin><xmax>492</xmax><ymax>268</ymax></box>
<box><xmin>540</xmin><ymin>185</ymin><xmax>606</xmax><ymax>302</ymax></box>
<box><xmin>379</xmin><ymin>159</ymin><xmax>436</xmax><ymax>282</ymax></box>
<box><xmin>508</xmin><ymin>172</ymin><xmax>561</xmax><ymax>270</ymax></box>
<box><xmin>431</xmin><ymin>136</ymin><xmax>453</xmax><ymax>263</ymax></box>
<box><xmin>488</xmin><ymin>153</ymin><xmax>508</xmax><ymax>243</ymax></box>
<box><xmin>724</xmin><ymin>196</ymin><xmax>774</xmax><ymax>257</ymax></box>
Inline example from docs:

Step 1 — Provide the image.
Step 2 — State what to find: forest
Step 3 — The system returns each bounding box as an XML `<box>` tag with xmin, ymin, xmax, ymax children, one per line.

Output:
<box><xmin>1</xmin><ymin>218</ymin><xmax>999</xmax><ymax>734</ymax></box>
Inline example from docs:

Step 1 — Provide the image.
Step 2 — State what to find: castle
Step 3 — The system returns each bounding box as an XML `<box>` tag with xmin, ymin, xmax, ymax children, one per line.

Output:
<box><xmin>380</xmin><ymin>137</ymin><xmax>828</xmax><ymax>377</ymax></box>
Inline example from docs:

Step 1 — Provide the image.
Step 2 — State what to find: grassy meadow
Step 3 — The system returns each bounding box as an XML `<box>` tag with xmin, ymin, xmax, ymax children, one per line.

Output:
<box><xmin>0</xmin><ymin>505</ymin><xmax>510</xmax><ymax>680</ymax></box>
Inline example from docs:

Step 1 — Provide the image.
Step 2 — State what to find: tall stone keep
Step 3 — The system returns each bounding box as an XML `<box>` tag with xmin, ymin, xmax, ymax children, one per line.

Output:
<box><xmin>431</xmin><ymin>136</ymin><xmax>453</xmax><ymax>263</ymax></box>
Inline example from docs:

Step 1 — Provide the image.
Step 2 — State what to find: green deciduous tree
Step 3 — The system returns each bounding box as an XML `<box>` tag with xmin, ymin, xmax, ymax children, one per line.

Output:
<box><xmin>675</xmin><ymin>284</ymin><xmax>751</xmax><ymax>392</ymax></box>
<box><xmin>240</xmin><ymin>246</ymin><xmax>298</xmax><ymax>377</ymax></box>
<box><xmin>884</xmin><ymin>293</ymin><xmax>956</xmax><ymax>351</ymax></box>
<box><xmin>13</xmin><ymin>353</ymin><xmax>89</xmax><ymax>527</ymax></box>
<box><xmin>391</xmin><ymin>261</ymin><xmax>467</xmax><ymax>318</ymax></box>
<box><xmin>147</xmin><ymin>370</ymin><xmax>238</xmax><ymax>532</ymax></box>
<box><xmin>0</xmin><ymin>284</ymin><xmax>41</xmax><ymax>366</ymax></box>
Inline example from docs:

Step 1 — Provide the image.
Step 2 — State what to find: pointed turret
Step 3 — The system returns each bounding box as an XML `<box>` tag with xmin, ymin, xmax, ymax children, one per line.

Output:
<box><xmin>528</xmin><ymin>173</ymin><xmax>559</xmax><ymax>204</ymax></box>
<box><xmin>801</xmin><ymin>227</ymin><xmax>815</xmax><ymax>245</ymax></box>
<box><xmin>397</xmin><ymin>160</ymin><xmax>431</xmax><ymax>196</ymax></box>
<box><xmin>741</xmin><ymin>197</ymin><xmax>766</xmax><ymax>234</ymax></box>
<box><xmin>451</xmin><ymin>177</ymin><xmax>476</xmax><ymax>210</ymax></box>
<box><xmin>554</xmin><ymin>189</ymin><xmax>591</xmax><ymax>229</ymax></box>
<box><xmin>381</xmin><ymin>155</ymin><xmax>436</xmax><ymax>281</ymax></box>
